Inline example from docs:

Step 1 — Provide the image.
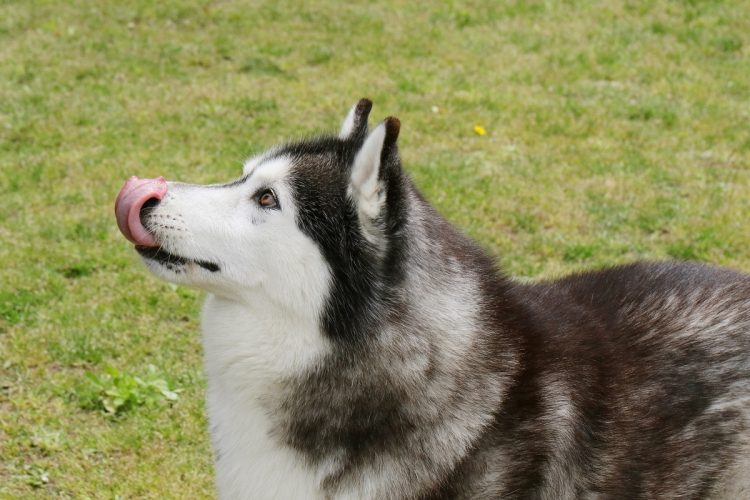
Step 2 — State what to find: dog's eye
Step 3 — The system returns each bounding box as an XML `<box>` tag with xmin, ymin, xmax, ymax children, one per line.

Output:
<box><xmin>257</xmin><ymin>189</ymin><xmax>279</xmax><ymax>209</ymax></box>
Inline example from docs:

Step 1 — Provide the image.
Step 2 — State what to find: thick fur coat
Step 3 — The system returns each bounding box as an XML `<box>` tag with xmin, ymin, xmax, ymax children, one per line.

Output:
<box><xmin>115</xmin><ymin>99</ymin><xmax>750</xmax><ymax>499</ymax></box>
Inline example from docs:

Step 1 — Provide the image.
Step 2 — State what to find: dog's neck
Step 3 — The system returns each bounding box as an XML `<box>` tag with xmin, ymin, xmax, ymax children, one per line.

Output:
<box><xmin>199</xmin><ymin>208</ymin><xmax>521</xmax><ymax>499</ymax></box>
<box><xmin>201</xmin><ymin>293</ymin><xmax>329</xmax><ymax>499</ymax></box>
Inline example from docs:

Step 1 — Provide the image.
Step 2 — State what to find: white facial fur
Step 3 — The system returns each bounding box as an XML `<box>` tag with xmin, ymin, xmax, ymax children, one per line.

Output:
<box><xmin>142</xmin><ymin>155</ymin><xmax>331</xmax><ymax>323</ymax></box>
<box><xmin>140</xmin><ymin>154</ymin><xmax>335</xmax><ymax>498</ymax></box>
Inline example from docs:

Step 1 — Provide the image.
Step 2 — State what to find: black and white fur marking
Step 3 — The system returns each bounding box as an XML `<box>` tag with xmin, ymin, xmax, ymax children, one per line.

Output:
<box><xmin>130</xmin><ymin>99</ymin><xmax>750</xmax><ymax>499</ymax></box>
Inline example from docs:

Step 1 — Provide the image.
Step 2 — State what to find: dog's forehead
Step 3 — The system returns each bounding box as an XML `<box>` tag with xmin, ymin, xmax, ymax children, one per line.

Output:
<box><xmin>245</xmin><ymin>137</ymin><xmax>349</xmax><ymax>179</ymax></box>
<box><xmin>250</xmin><ymin>155</ymin><xmax>294</xmax><ymax>183</ymax></box>
<box><xmin>247</xmin><ymin>153</ymin><xmax>339</xmax><ymax>191</ymax></box>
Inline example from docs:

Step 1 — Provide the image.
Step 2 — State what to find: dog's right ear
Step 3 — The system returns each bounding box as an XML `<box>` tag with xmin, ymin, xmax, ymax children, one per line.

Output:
<box><xmin>339</xmin><ymin>98</ymin><xmax>372</xmax><ymax>141</ymax></box>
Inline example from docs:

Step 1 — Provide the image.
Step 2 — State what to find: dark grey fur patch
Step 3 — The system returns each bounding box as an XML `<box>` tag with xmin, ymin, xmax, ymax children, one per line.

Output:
<box><xmin>277</xmin><ymin>133</ymin><xmax>408</xmax><ymax>346</ymax></box>
<box><xmin>252</xmin><ymin>128</ymin><xmax>750</xmax><ymax>498</ymax></box>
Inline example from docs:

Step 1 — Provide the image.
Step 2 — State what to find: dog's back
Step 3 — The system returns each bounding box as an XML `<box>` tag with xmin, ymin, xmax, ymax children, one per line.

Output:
<box><xmin>442</xmin><ymin>262</ymin><xmax>750</xmax><ymax>498</ymax></box>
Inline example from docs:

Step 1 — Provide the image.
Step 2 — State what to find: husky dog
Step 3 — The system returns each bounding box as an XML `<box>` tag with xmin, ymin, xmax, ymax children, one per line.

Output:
<box><xmin>114</xmin><ymin>99</ymin><xmax>750</xmax><ymax>499</ymax></box>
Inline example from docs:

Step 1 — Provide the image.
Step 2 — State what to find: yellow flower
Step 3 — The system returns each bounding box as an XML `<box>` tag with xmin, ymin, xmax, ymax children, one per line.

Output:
<box><xmin>473</xmin><ymin>124</ymin><xmax>486</xmax><ymax>136</ymax></box>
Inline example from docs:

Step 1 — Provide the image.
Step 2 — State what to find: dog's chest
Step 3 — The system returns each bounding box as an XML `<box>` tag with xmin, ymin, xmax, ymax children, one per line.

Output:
<box><xmin>201</xmin><ymin>295</ymin><xmax>332</xmax><ymax>499</ymax></box>
<box><xmin>207</xmin><ymin>385</ymin><xmax>324</xmax><ymax>499</ymax></box>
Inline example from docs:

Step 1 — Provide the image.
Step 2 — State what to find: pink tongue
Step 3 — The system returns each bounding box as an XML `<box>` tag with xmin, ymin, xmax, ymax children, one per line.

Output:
<box><xmin>114</xmin><ymin>176</ymin><xmax>168</xmax><ymax>247</ymax></box>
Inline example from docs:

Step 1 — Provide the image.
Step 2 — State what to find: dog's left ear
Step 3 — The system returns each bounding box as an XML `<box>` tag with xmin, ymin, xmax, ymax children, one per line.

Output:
<box><xmin>349</xmin><ymin>117</ymin><xmax>400</xmax><ymax>221</ymax></box>
<box><xmin>339</xmin><ymin>98</ymin><xmax>372</xmax><ymax>141</ymax></box>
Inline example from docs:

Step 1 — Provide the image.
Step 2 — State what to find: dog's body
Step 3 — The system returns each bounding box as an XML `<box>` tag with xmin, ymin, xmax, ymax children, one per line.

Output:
<box><xmin>115</xmin><ymin>100</ymin><xmax>750</xmax><ymax>499</ymax></box>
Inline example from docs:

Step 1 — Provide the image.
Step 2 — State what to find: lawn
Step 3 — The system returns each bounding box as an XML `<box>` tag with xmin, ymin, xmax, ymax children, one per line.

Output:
<box><xmin>1</xmin><ymin>0</ymin><xmax>748</xmax><ymax>497</ymax></box>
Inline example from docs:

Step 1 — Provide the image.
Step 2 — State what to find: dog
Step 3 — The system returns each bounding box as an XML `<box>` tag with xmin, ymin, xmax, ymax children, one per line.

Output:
<box><xmin>114</xmin><ymin>99</ymin><xmax>750</xmax><ymax>499</ymax></box>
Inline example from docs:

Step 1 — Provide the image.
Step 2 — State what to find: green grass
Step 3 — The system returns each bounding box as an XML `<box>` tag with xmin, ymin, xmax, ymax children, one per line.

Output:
<box><xmin>1</xmin><ymin>0</ymin><xmax>749</xmax><ymax>496</ymax></box>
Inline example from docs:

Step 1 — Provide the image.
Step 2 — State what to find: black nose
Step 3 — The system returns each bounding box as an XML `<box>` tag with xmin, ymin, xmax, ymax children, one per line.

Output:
<box><xmin>139</xmin><ymin>197</ymin><xmax>161</xmax><ymax>228</ymax></box>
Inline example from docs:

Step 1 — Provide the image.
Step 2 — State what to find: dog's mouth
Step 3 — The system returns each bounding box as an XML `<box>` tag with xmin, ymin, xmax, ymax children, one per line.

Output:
<box><xmin>136</xmin><ymin>246</ymin><xmax>220</xmax><ymax>273</ymax></box>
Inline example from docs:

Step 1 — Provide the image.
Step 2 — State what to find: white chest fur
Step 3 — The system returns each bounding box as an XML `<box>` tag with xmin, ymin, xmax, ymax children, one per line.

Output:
<box><xmin>201</xmin><ymin>294</ymin><xmax>329</xmax><ymax>500</ymax></box>
<box><xmin>206</xmin><ymin>385</ymin><xmax>323</xmax><ymax>500</ymax></box>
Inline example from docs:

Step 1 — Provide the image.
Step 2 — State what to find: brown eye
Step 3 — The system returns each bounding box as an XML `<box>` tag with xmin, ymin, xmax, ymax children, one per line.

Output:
<box><xmin>257</xmin><ymin>189</ymin><xmax>279</xmax><ymax>209</ymax></box>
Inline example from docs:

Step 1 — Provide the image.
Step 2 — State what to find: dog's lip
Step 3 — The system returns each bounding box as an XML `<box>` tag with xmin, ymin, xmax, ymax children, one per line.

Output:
<box><xmin>135</xmin><ymin>246</ymin><xmax>220</xmax><ymax>272</ymax></box>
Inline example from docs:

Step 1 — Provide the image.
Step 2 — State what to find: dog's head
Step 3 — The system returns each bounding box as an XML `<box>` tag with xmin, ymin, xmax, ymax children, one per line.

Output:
<box><xmin>115</xmin><ymin>99</ymin><xmax>407</xmax><ymax>337</ymax></box>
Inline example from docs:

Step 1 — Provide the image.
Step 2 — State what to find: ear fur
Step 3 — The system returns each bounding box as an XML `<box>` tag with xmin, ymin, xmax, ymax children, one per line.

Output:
<box><xmin>349</xmin><ymin>116</ymin><xmax>400</xmax><ymax>222</ymax></box>
<box><xmin>339</xmin><ymin>98</ymin><xmax>373</xmax><ymax>141</ymax></box>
